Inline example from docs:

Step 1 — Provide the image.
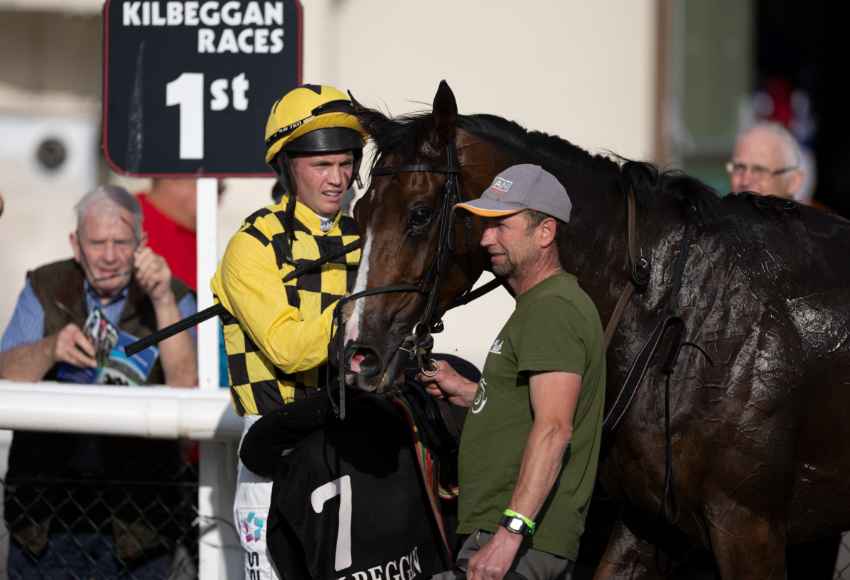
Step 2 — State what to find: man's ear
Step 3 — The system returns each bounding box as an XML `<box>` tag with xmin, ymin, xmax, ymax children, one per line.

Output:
<box><xmin>139</xmin><ymin>231</ymin><xmax>149</xmax><ymax>249</ymax></box>
<box><xmin>537</xmin><ymin>217</ymin><xmax>557</xmax><ymax>248</ymax></box>
<box><xmin>70</xmin><ymin>231</ymin><xmax>81</xmax><ymax>263</ymax></box>
<box><xmin>788</xmin><ymin>168</ymin><xmax>805</xmax><ymax>200</ymax></box>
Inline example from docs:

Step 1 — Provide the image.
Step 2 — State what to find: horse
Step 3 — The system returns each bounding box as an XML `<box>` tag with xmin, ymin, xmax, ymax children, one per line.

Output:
<box><xmin>337</xmin><ymin>80</ymin><xmax>850</xmax><ymax>579</ymax></box>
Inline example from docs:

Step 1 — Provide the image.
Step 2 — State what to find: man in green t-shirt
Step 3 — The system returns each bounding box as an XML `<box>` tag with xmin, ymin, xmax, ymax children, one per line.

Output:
<box><xmin>423</xmin><ymin>164</ymin><xmax>605</xmax><ymax>579</ymax></box>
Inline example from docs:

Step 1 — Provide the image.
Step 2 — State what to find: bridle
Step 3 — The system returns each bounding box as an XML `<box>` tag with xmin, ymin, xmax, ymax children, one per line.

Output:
<box><xmin>331</xmin><ymin>141</ymin><xmax>500</xmax><ymax>418</ymax></box>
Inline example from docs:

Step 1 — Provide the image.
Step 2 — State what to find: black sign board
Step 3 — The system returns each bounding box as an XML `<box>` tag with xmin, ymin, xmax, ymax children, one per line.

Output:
<box><xmin>103</xmin><ymin>0</ymin><xmax>302</xmax><ymax>176</ymax></box>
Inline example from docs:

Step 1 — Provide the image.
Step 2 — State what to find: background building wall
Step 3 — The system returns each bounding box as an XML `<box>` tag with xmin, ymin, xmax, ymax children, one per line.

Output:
<box><xmin>318</xmin><ymin>0</ymin><xmax>658</xmax><ymax>367</ymax></box>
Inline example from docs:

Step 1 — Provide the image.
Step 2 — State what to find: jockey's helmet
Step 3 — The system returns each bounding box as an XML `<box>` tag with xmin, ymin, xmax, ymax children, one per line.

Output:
<box><xmin>264</xmin><ymin>84</ymin><xmax>366</xmax><ymax>170</ymax></box>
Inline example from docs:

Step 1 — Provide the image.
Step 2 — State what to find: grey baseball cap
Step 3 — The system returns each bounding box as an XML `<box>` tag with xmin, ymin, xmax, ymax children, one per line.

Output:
<box><xmin>455</xmin><ymin>164</ymin><xmax>572</xmax><ymax>223</ymax></box>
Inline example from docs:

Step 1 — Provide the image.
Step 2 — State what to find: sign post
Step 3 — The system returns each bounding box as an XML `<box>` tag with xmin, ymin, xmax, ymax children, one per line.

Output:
<box><xmin>103</xmin><ymin>0</ymin><xmax>301</xmax><ymax>176</ymax></box>
<box><xmin>102</xmin><ymin>2</ymin><xmax>302</xmax><ymax>577</ymax></box>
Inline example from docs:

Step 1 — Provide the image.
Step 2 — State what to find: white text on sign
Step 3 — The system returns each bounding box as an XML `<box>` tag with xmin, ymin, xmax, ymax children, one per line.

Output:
<box><xmin>166</xmin><ymin>72</ymin><xmax>251</xmax><ymax>159</ymax></box>
<box><xmin>123</xmin><ymin>1</ymin><xmax>286</xmax><ymax>54</ymax></box>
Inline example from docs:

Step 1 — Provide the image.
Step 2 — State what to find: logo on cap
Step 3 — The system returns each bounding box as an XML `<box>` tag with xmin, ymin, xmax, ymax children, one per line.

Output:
<box><xmin>491</xmin><ymin>177</ymin><xmax>512</xmax><ymax>195</ymax></box>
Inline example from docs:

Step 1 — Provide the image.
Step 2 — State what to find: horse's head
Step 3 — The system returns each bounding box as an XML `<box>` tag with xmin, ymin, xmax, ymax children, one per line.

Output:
<box><xmin>338</xmin><ymin>82</ymin><xmax>498</xmax><ymax>392</ymax></box>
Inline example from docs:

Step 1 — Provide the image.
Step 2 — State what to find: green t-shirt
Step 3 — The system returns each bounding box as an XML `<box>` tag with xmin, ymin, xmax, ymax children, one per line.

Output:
<box><xmin>456</xmin><ymin>272</ymin><xmax>605</xmax><ymax>560</ymax></box>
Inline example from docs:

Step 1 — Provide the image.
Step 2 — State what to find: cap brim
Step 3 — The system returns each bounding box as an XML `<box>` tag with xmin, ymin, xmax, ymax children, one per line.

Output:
<box><xmin>455</xmin><ymin>199</ymin><xmax>524</xmax><ymax>218</ymax></box>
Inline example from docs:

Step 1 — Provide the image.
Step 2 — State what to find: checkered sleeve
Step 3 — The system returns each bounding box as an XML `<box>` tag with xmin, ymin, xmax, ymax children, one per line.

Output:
<box><xmin>213</xmin><ymin>230</ymin><xmax>335</xmax><ymax>374</ymax></box>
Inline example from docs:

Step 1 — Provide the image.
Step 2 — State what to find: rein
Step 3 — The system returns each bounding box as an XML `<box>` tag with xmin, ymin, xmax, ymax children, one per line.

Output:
<box><xmin>600</xmin><ymin>191</ymin><xmax>703</xmax><ymax>436</ymax></box>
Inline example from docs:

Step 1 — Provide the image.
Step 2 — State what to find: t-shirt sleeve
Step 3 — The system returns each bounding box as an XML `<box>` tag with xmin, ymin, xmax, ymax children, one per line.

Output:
<box><xmin>514</xmin><ymin>295</ymin><xmax>586</xmax><ymax>377</ymax></box>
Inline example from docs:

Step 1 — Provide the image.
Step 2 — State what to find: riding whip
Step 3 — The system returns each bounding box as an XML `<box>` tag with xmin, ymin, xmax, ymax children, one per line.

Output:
<box><xmin>125</xmin><ymin>239</ymin><xmax>362</xmax><ymax>356</ymax></box>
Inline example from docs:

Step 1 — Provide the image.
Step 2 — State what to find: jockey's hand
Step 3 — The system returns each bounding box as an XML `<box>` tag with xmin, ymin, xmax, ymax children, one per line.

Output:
<box><xmin>417</xmin><ymin>359</ymin><xmax>478</xmax><ymax>408</ymax></box>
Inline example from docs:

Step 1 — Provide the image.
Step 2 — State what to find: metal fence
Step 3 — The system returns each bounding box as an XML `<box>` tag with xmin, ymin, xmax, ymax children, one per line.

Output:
<box><xmin>2</xmin><ymin>457</ymin><xmax>200</xmax><ymax>580</ymax></box>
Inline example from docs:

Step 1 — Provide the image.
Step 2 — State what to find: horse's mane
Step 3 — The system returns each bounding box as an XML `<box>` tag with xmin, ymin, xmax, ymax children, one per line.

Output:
<box><xmin>359</xmin><ymin>107</ymin><xmax>722</xmax><ymax>222</ymax></box>
<box><xmin>458</xmin><ymin>114</ymin><xmax>722</xmax><ymax>223</ymax></box>
<box><xmin>459</xmin><ymin>114</ymin><xmax>619</xmax><ymax>181</ymax></box>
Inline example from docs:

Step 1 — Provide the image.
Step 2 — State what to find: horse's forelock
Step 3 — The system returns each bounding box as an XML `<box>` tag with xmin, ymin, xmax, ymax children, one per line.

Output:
<box><xmin>355</xmin><ymin>106</ymin><xmax>445</xmax><ymax>163</ymax></box>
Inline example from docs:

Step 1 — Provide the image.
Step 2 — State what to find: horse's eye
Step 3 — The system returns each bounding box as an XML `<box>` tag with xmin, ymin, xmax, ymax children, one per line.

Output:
<box><xmin>408</xmin><ymin>205</ymin><xmax>434</xmax><ymax>232</ymax></box>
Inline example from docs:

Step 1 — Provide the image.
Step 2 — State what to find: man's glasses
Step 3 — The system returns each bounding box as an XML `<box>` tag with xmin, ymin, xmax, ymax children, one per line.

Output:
<box><xmin>725</xmin><ymin>161</ymin><xmax>797</xmax><ymax>180</ymax></box>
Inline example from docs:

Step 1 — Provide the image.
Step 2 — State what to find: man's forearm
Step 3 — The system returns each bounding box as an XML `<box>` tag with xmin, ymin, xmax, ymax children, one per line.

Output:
<box><xmin>508</xmin><ymin>420</ymin><xmax>572</xmax><ymax>521</ymax></box>
<box><xmin>153</xmin><ymin>295</ymin><xmax>198</xmax><ymax>387</ymax></box>
<box><xmin>0</xmin><ymin>339</ymin><xmax>55</xmax><ymax>382</ymax></box>
<box><xmin>466</xmin><ymin>421</ymin><xmax>572</xmax><ymax>577</ymax></box>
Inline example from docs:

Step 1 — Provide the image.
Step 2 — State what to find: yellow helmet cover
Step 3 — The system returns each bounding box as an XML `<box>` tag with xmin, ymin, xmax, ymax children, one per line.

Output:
<box><xmin>264</xmin><ymin>84</ymin><xmax>367</xmax><ymax>165</ymax></box>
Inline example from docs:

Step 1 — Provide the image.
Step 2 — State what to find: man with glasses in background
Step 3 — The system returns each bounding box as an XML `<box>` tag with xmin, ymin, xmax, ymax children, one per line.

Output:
<box><xmin>726</xmin><ymin>122</ymin><xmax>804</xmax><ymax>200</ymax></box>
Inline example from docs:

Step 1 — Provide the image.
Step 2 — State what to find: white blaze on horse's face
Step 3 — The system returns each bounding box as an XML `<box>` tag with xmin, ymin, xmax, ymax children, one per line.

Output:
<box><xmin>344</xmin><ymin>227</ymin><xmax>373</xmax><ymax>346</ymax></box>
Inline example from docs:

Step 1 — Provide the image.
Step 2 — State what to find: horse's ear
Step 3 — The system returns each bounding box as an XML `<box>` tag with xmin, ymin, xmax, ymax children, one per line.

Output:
<box><xmin>432</xmin><ymin>80</ymin><xmax>457</xmax><ymax>145</ymax></box>
<box><xmin>347</xmin><ymin>90</ymin><xmax>366</xmax><ymax>113</ymax></box>
<box><xmin>350</xmin><ymin>97</ymin><xmax>391</xmax><ymax>142</ymax></box>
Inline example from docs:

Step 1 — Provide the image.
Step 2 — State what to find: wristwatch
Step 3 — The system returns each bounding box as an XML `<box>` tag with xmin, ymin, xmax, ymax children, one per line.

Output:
<box><xmin>499</xmin><ymin>509</ymin><xmax>535</xmax><ymax>537</ymax></box>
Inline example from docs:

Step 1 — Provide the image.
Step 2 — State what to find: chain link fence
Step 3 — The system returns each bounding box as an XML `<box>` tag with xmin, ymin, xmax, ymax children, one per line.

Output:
<box><xmin>1</xmin><ymin>434</ymin><xmax>201</xmax><ymax>580</ymax></box>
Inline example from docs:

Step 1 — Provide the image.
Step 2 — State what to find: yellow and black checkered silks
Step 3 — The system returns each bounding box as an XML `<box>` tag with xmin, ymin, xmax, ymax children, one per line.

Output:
<box><xmin>211</xmin><ymin>196</ymin><xmax>360</xmax><ymax>416</ymax></box>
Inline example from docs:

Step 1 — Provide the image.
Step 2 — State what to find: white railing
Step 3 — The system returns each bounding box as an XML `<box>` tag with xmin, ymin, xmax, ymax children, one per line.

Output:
<box><xmin>0</xmin><ymin>380</ymin><xmax>243</xmax><ymax>579</ymax></box>
<box><xmin>0</xmin><ymin>381</ymin><xmax>240</xmax><ymax>439</ymax></box>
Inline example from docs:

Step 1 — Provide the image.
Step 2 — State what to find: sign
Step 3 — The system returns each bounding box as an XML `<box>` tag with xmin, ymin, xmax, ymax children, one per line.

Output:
<box><xmin>102</xmin><ymin>0</ymin><xmax>302</xmax><ymax>176</ymax></box>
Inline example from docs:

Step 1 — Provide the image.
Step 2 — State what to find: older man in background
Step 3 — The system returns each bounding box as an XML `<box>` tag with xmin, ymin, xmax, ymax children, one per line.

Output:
<box><xmin>0</xmin><ymin>185</ymin><xmax>196</xmax><ymax>577</ymax></box>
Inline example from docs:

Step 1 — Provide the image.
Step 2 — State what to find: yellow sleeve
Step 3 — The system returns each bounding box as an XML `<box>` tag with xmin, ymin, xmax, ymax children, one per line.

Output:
<box><xmin>212</xmin><ymin>231</ymin><xmax>335</xmax><ymax>374</ymax></box>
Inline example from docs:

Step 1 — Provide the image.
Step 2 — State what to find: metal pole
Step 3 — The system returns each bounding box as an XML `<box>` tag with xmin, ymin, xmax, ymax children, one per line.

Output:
<box><xmin>196</xmin><ymin>177</ymin><xmax>241</xmax><ymax>579</ymax></box>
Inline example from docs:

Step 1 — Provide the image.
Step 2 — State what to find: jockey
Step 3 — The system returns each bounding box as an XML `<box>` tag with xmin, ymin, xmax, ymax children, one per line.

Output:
<box><xmin>211</xmin><ymin>84</ymin><xmax>366</xmax><ymax>580</ymax></box>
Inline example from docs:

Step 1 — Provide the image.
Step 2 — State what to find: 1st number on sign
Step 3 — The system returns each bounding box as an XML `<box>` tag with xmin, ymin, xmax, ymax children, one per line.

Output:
<box><xmin>166</xmin><ymin>72</ymin><xmax>250</xmax><ymax>159</ymax></box>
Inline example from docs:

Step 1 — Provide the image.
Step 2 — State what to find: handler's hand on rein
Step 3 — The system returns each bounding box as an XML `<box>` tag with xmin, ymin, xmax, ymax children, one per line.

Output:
<box><xmin>417</xmin><ymin>359</ymin><xmax>478</xmax><ymax>408</ymax></box>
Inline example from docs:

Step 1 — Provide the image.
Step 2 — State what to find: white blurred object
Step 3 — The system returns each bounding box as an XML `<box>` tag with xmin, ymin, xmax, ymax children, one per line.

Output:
<box><xmin>0</xmin><ymin>111</ymin><xmax>98</xmax><ymax>340</ymax></box>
